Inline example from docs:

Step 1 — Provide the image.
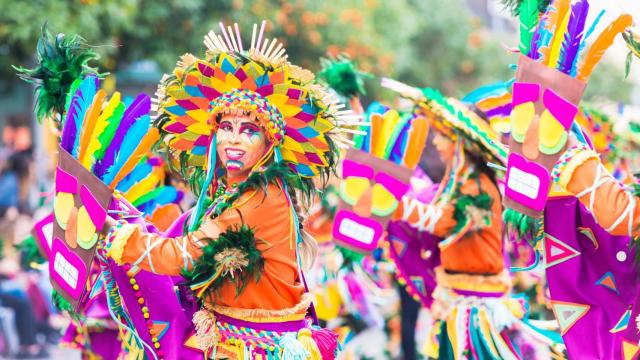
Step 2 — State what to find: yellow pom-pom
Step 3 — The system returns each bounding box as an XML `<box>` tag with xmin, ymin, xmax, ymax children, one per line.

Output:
<box><xmin>297</xmin><ymin>328</ymin><xmax>322</xmax><ymax>360</ymax></box>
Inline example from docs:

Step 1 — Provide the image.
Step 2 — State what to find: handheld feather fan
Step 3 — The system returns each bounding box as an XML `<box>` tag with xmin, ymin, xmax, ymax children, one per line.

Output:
<box><xmin>51</xmin><ymin>75</ymin><xmax>159</xmax><ymax>309</ymax></box>
<box><xmin>333</xmin><ymin>100</ymin><xmax>428</xmax><ymax>253</ymax></box>
<box><xmin>503</xmin><ymin>0</ymin><xmax>633</xmax><ymax>219</ymax></box>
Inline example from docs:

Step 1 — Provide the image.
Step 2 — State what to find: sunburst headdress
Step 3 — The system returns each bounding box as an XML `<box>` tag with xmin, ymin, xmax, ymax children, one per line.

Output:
<box><xmin>154</xmin><ymin>21</ymin><xmax>362</xmax><ymax>229</ymax></box>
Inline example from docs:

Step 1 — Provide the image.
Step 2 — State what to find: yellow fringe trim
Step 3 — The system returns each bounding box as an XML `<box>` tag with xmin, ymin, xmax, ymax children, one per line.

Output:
<box><xmin>205</xmin><ymin>293</ymin><xmax>313</xmax><ymax>324</ymax></box>
<box><xmin>108</xmin><ymin>223</ymin><xmax>138</xmax><ymax>265</ymax></box>
<box><xmin>558</xmin><ymin>150</ymin><xmax>599</xmax><ymax>189</ymax></box>
<box><xmin>435</xmin><ymin>267</ymin><xmax>512</xmax><ymax>294</ymax></box>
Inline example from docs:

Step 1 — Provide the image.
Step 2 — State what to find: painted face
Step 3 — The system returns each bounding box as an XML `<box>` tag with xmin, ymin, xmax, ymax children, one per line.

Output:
<box><xmin>216</xmin><ymin>114</ymin><xmax>268</xmax><ymax>179</ymax></box>
<box><xmin>504</xmin><ymin>56</ymin><xmax>586</xmax><ymax>216</ymax></box>
<box><xmin>432</xmin><ymin>131</ymin><xmax>455</xmax><ymax>164</ymax></box>
<box><xmin>52</xmin><ymin>148</ymin><xmax>112</xmax><ymax>309</ymax></box>
<box><xmin>333</xmin><ymin>149</ymin><xmax>413</xmax><ymax>253</ymax></box>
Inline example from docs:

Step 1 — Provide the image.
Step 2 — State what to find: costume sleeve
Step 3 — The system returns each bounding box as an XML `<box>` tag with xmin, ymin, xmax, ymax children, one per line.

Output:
<box><xmin>392</xmin><ymin>197</ymin><xmax>456</xmax><ymax>238</ymax></box>
<box><xmin>107</xmin><ymin>190</ymin><xmax>261</xmax><ymax>276</ymax></box>
<box><xmin>557</xmin><ymin>147</ymin><xmax>640</xmax><ymax>237</ymax></box>
<box><xmin>392</xmin><ymin>174</ymin><xmax>498</xmax><ymax>240</ymax></box>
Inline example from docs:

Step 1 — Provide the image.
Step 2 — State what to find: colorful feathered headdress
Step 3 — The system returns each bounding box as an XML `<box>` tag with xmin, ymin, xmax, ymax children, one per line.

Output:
<box><xmin>462</xmin><ymin>81</ymin><xmax>514</xmax><ymax>135</ymax></box>
<box><xmin>154</xmin><ymin>21</ymin><xmax>361</xmax><ymax>183</ymax></box>
<box><xmin>350</xmin><ymin>101</ymin><xmax>430</xmax><ymax>170</ymax></box>
<box><xmin>381</xmin><ymin>78</ymin><xmax>508</xmax><ymax>167</ymax></box>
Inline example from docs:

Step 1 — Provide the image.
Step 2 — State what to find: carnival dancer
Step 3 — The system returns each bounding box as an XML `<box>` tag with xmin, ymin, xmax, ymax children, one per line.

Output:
<box><xmin>93</xmin><ymin>21</ymin><xmax>359</xmax><ymax>359</ymax></box>
<box><xmin>496</xmin><ymin>0</ymin><xmax>640</xmax><ymax>357</ymax></box>
<box><xmin>382</xmin><ymin>79</ymin><xmax>565</xmax><ymax>359</ymax></box>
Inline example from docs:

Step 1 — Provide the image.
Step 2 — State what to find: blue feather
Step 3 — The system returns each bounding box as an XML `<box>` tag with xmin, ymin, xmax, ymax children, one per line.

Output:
<box><xmin>70</xmin><ymin>76</ymin><xmax>98</xmax><ymax>157</ymax></box>
<box><xmin>102</xmin><ymin>115</ymin><xmax>150</xmax><ymax>184</ymax></box>
<box><xmin>115</xmin><ymin>162</ymin><xmax>153</xmax><ymax>193</ymax></box>
<box><xmin>61</xmin><ymin>76</ymin><xmax>98</xmax><ymax>155</ymax></box>
<box><xmin>462</xmin><ymin>82</ymin><xmax>510</xmax><ymax>104</ymax></box>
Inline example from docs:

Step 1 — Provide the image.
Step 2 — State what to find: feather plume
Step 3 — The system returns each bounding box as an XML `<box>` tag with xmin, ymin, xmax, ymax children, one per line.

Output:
<box><xmin>108</xmin><ymin>128</ymin><xmax>160</xmax><ymax>189</ymax></box>
<box><xmin>124</xmin><ymin>171</ymin><xmax>162</xmax><ymax>203</ymax></box>
<box><xmin>94</xmin><ymin>101</ymin><xmax>125</xmax><ymax>164</ymax></box>
<box><xmin>317</xmin><ymin>55</ymin><xmax>371</xmax><ymax>99</ymax></box>
<box><xmin>133</xmin><ymin>186</ymin><xmax>179</xmax><ymax>209</ymax></box>
<box><xmin>94</xmin><ymin>94</ymin><xmax>150</xmax><ymax>178</ymax></box>
<box><xmin>78</xmin><ymin>89</ymin><xmax>106</xmax><ymax>167</ymax></box>
<box><xmin>547</xmin><ymin>1</ymin><xmax>571</xmax><ymax>68</ymax></box>
<box><xmin>528</xmin><ymin>14</ymin><xmax>547</xmax><ymax>59</ymax></box>
<box><xmin>558</xmin><ymin>0</ymin><xmax>589</xmax><ymax>74</ymax></box>
<box><xmin>574</xmin><ymin>9</ymin><xmax>606</xmax><ymax>75</ymax></box>
<box><xmin>83</xmin><ymin>92</ymin><xmax>121</xmax><ymax>170</ymax></box>
<box><xmin>500</xmin><ymin>0</ymin><xmax>551</xmax><ymax>16</ymax></box>
<box><xmin>13</xmin><ymin>24</ymin><xmax>103</xmax><ymax>124</ymax></box>
<box><xmin>542</xmin><ymin>0</ymin><xmax>570</xmax><ymax>64</ymax></box>
<box><xmin>60</xmin><ymin>75</ymin><xmax>98</xmax><ymax>154</ymax></box>
<box><xmin>537</xmin><ymin>27</ymin><xmax>554</xmax><ymax>61</ymax></box>
<box><xmin>71</xmin><ymin>76</ymin><xmax>98</xmax><ymax>157</ymax></box>
<box><xmin>577</xmin><ymin>14</ymin><xmax>633</xmax><ymax>80</ymax></box>
<box><xmin>102</xmin><ymin>116</ymin><xmax>150</xmax><ymax>185</ymax></box>
<box><xmin>115</xmin><ymin>160</ymin><xmax>153</xmax><ymax>193</ymax></box>
<box><xmin>518</xmin><ymin>0</ymin><xmax>540</xmax><ymax>55</ymax></box>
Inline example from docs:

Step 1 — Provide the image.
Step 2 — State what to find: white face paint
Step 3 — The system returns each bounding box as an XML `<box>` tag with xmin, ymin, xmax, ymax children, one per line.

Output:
<box><xmin>216</xmin><ymin>114</ymin><xmax>269</xmax><ymax>180</ymax></box>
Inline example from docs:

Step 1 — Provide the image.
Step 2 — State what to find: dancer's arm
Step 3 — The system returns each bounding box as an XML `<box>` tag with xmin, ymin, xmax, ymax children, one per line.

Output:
<box><xmin>556</xmin><ymin>145</ymin><xmax>640</xmax><ymax>237</ymax></box>
<box><xmin>104</xmin><ymin>188</ymin><xmax>266</xmax><ymax>275</ymax></box>
<box><xmin>393</xmin><ymin>174</ymin><xmax>498</xmax><ymax>238</ymax></box>
<box><xmin>392</xmin><ymin>196</ymin><xmax>455</xmax><ymax>237</ymax></box>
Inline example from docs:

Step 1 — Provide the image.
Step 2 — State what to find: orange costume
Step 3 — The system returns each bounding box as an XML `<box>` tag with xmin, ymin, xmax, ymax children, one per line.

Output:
<box><xmin>380</xmin><ymin>83</ymin><xmax>564</xmax><ymax>359</ymax></box>
<box><xmin>100</xmin><ymin>21</ymin><xmax>360</xmax><ymax>359</ymax></box>
<box><xmin>111</xmin><ymin>183</ymin><xmax>305</xmax><ymax>311</ymax></box>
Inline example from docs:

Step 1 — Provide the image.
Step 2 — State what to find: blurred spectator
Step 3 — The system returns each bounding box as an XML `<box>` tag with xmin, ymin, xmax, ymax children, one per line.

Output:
<box><xmin>0</xmin><ymin>150</ymin><xmax>35</xmax><ymax>218</ymax></box>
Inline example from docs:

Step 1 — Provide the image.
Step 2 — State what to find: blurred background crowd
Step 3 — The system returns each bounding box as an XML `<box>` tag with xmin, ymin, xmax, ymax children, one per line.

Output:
<box><xmin>0</xmin><ymin>0</ymin><xmax>638</xmax><ymax>359</ymax></box>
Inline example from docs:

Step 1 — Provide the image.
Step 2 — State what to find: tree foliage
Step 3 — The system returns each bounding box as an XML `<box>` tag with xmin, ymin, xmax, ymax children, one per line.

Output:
<box><xmin>0</xmin><ymin>0</ymin><xmax>632</xmax><ymax>103</ymax></box>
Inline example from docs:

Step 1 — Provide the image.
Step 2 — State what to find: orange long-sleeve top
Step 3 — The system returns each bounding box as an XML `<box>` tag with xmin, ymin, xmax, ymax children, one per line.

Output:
<box><xmin>560</xmin><ymin>155</ymin><xmax>640</xmax><ymax>237</ymax></box>
<box><xmin>110</xmin><ymin>182</ymin><xmax>305</xmax><ymax>311</ymax></box>
<box><xmin>393</xmin><ymin>172</ymin><xmax>504</xmax><ymax>275</ymax></box>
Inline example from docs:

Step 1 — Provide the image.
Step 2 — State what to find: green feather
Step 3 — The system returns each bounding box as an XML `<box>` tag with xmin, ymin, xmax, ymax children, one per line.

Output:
<box><xmin>94</xmin><ymin>103</ymin><xmax>125</xmax><ymax>160</ymax></box>
<box><xmin>338</xmin><ymin>245</ymin><xmax>365</xmax><ymax>268</ymax></box>
<box><xmin>52</xmin><ymin>290</ymin><xmax>83</xmax><ymax>322</ymax></box>
<box><xmin>518</xmin><ymin>0</ymin><xmax>540</xmax><ymax>55</ymax></box>
<box><xmin>501</xmin><ymin>0</ymin><xmax>549</xmax><ymax>15</ymax></box>
<box><xmin>318</xmin><ymin>55</ymin><xmax>371</xmax><ymax>99</ymax></box>
<box><xmin>181</xmin><ymin>226</ymin><xmax>264</xmax><ymax>301</ymax></box>
<box><xmin>13</xmin><ymin>23</ymin><xmax>105</xmax><ymax>124</ymax></box>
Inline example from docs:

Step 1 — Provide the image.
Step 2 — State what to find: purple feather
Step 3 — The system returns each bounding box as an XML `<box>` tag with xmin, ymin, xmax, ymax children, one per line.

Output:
<box><xmin>528</xmin><ymin>13</ymin><xmax>547</xmax><ymax>60</ymax></box>
<box><xmin>60</xmin><ymin>75</ymin><xmax>99</xmax><ymax>153</ymax></box>
<box><xmin>94</xmin><ymin>94</ymin><xmax>151</xmax><ymax>178</ymax></box>
<box><xmin>558</xmin><ymin>0</ymin><xmax>590</xmax><ymax>74</ymax></box>
<box><xmin>60</xmin><ymin>96</ymin><xmax>79</xmax><ymax>153</ymax></box>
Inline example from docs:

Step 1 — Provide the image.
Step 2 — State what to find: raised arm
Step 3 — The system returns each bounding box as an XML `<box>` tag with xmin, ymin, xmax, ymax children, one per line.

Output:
<box><xmin>555</xmin><ymin>144</ymin><xmax>640</xmax><ymax>237</ymax></box>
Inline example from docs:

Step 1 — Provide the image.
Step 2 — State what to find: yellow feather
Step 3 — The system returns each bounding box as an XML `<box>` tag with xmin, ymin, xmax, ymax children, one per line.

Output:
<box><xmin>78</xmin><ymin>90</ymin><xmax>106</xmax><ymax>168</ymax></box>
<box><xmin>124</xmin><ymin>171</ymin><xmax>161</xmax><ymax>203</ymax></box>
<box><xmin>108</xmin><ymin>128</ymin><xmax>161</xmax><ymax>189</ymax></box>
<box><xmin>546</xmin><ymin>0</ymin><xmax>571</xmax><ymax>68</ymax></box>
<box><xmin>578</xmin><ymin>14</ymin><xmax>633</xmax><ymax>81</ymax></box>
<box><xmin>82</xmin><ymin>92</ymin><xmax>121</xmax><ymax>169</ymax></box>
